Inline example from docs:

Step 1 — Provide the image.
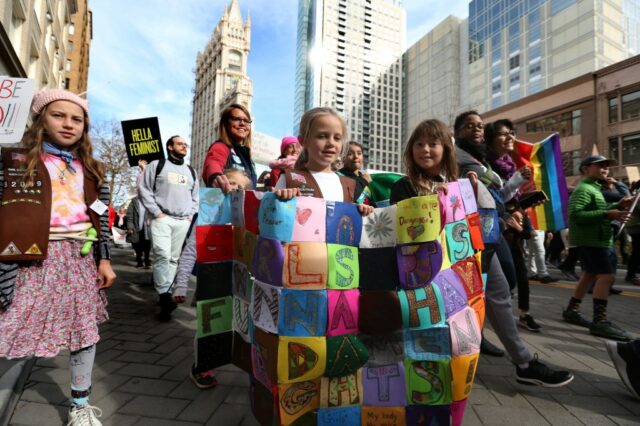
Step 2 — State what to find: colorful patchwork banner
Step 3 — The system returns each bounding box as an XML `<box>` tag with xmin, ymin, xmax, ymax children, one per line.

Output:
<box><xmin>194</xmin><ymin>186</ymin><xmax>487</xmax><ymax>425</ymax></box>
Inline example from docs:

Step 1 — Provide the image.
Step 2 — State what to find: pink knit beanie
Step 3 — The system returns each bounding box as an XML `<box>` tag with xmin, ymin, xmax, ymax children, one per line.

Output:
<box><xmin>280</xmin><ymin>136</ymin><xmax>298</xmax><ymax>154</ymax></box>
<box><xmin>31</xmin><ymin>89</ymin><xmax>89</xmax><ymax>118</ymax></box>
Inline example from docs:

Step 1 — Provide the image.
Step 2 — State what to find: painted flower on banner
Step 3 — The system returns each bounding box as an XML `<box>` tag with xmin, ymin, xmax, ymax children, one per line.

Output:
<box><xmin>365</xmin><ymin>210</ymin><xmax>393</xmax><ymax>242</ymax></box>
<box><xmin>450</xmin><ymin>194</ymin><xmax>462</xmax><ymax>219</ymax></box>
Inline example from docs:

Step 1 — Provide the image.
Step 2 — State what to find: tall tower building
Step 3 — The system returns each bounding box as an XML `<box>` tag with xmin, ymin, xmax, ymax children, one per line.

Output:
<box><xmin>465</xmin><ymin>0</ymin><xmax>640</xmax><ymax>113</ymax></box>
<box><xmin>294</xmin><ymin>0</ymin><xmax>405</xmax><ymax>172</ymax></box>
<box><xmin>65</xmin><ymin>0</ymin><xmax>92</xmax><ymax>95</ymax></box>
<box><xmin>190</xmin><ymin>0</ymin><xmax>253</xmax><ymax>172</ymax></box>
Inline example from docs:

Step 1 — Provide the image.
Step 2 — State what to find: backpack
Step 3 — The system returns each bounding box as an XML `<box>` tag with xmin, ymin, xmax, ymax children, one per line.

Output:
<box><xmin>153</xmin><ymin>158</ymin><xmax>197</xmax><ymax>191</ymax></box>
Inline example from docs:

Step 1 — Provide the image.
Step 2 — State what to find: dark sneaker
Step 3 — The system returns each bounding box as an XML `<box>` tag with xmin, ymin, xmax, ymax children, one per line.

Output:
<box><xmin>609</xmin><ymin>287</ymin><xmax>622</xmax><ymax>295</ymax></box>
<box><xmin>158</xmin><ymin>292</ymin><xmax>177</xmax><ymax>322</ymax></box>
<box><xmin>539</xmin><ymin>275</ymin><xmax>557</xmax><ymax>284</ymax></box>
<box><xmin>529</xmin><ymin>274</ymin><xmax>540</xmax><ymax>281</ymax></box>
<box><xmin>625</xmin><ymin>277</ymin><xmax>640</xmax><ymax>286</ymax></box>
<box><xmin>515</xmin><ymin>354</ymin><xmax>574</xmax><ymax>387</ymax></box>
<box><xmin>590</xmin><ymin>320</ymin><xmax>633</xmax><ymax>341</ymax></box>
<box><xmin>560</xmin><ymin>270</ymin><xmax>577</xmax><ymax>281</ymax></box>
<box><xmin>562</xmin><ymin>309</ymin><xmax>592</xmax><ymax>328</ymax></box>
<box><xmin>605</xmin><ymin>340</ymin><xmax>640</xmax><ymax>400</ymax></box>
<box><xmin>190</xmin><ymin>365</ymin><xmax>217</xmax><ymax>389</ymax></box>
<box><xmin>480</xmin><ymin>337</ymin><xmax>504</xmax><ymax>357</ymax></box>
<box><xmin>519</xmin><ymin>314</ymin><xmax>542</xmax><ymax>332</ymax></box>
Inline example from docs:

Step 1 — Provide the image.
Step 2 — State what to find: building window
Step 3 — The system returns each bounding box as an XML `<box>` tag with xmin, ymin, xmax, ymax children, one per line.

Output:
<box><xmin>562</xmin><ymin>149</ymin><xmax>581</xmax><ymax>176</ymax></box>
<box><xmin>529</xmin><ymin>44</ymin><xmax>541</xmax><ymax>61</ymax></box>
<box><xmin>65</xmin><ymin>59</ymin><xmax>72</xmax><ymax>71</ymax></box>
<box><xmin>492</xmin><ymin>81</ymin><xmax>502</xmax><ymax>94</ymax></box>
<box><xmin>622</xmin><ymin>90</ymin><xmax>640</xmax><ymax>120</ymax></box>
<box><xmin>526</xmin><ymin>109</ymin><xmax>582</xmax><ymax>137</ymax></box>
<box><xmin>509</xmin><ymin>55</ymin><xmax>520</xmax><ymax>70</ymax></box>
<box><xmin>529</xmin><ymin>79</ymin><xmax>542</xmax><ymax>94</ymax></box>
<box><xmin>622</xmin><ymin>133</ymin><xmax>640</xmax><ymax>164</ymax></box>
<box><xmin>609</xmin><ymin>97</ymin><xmax>618</xmax><ymax>123</ymax></box>
<box><xmin>609</xmin><ymin>137</ymin><xmax>619</xmax><ymax>164</ymax></box>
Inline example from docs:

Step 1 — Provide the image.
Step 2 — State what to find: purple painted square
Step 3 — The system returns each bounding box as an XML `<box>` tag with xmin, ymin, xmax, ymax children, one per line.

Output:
<box><xmin>396</xmin><ymin>241</ymin><xmax>443</xmax><ymax>290</ymax></box>
<box><xmin>252</xmin><ymin>236</ymin><xmax>284</xmax><ymax>286</ymax></box>
<box><xmin>362</xmin><ymin>362</ymin><xmax>407</xmax><ymax>406</ymax></box>
<box><xmin>432</xmin><ymin>269</ymin><xmax>469</xmax><ymax>316</ymax></box>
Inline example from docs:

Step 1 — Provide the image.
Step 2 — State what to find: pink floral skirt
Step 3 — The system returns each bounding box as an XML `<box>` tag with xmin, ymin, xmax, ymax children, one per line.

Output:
<box><xmin>0</xmin><ymin>240</ymin><xmax>108</xmax><ymax>358</ymax></box>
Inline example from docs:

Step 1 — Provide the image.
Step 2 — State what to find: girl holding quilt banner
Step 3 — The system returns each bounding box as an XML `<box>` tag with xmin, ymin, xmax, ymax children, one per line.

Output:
<box><xmin>453</xmin><ymin>111</ymin><xmax>573</xmax><ymax>387</ymax></box>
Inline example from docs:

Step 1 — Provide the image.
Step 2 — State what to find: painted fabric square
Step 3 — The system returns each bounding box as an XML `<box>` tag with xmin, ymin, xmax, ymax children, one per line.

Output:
<box><xmin>360</xmin><ymin>205</ymin><xmax>397</xmax><ymax>248</ymax></box>
<box><xmin>477</xmin><ymin>207</ymin><xmax>500</xmax><ymax>244</ymax></box>
<box><xmin>258</xmin><ymin>192</ymin><xmax>296</xmax><ymax>242</ymax></box>
<box><xmin>327</xmin><ymin>244</ymin><xmax>359</xmax><ymax>290</ymax></box>
<box><xmin>278</xmin><ymin>289</ymin><xmax>328</xmax><ymax>337</ymax></box>
<box><xmin>233</xmin><ymin>297</ymin><xmax>250</xmax><ymax>342</ymax></box>
<box><xmin>398</xmin><ymin>286</ymin><xmax>446</xmax><ymax>330</ymax></box>
<box><xmin>466</xmin><ymin>212</ymin><xmax>485</xmax><ymax>250</ymax></box>
<box><xmin>457</xmin><ymin>178</ymin><xmax>477</xmax><ymax>214</ymax></box>
<box><xmin>432</xmin><ymin>269</ymin><xmax>468</xmax><ymax>317</ymax></box>
<box><xmin>447</xmin><ymin>307</ymin><xmax>481</xmax><ymax>357</ymax></box>
<box><xmin>197</xmin><ymin>296</ymin><xmax>232</xmax><ymax>338</ymax></box>
<box><xmin>283</xmin><ymin>242</ymin><xmax>327</xmax><ymax>289</ymax></box>
<box><xmin>232</xmin><ymin>332</ymin><xmax>252</xmax><ymax>374</ymax></box>
<box><xmin>235</xmin><ymin>228</ymin><xmax>257</xmax><ymax>266</ymax></box>
<box><xmin>198</xmin><ymin>188</ymin><xmax>231</xmax><ymax>225</ymax></box>
<box><xmin>468</xmin><ymin>294</ymin><xmax>486</xmax><ymax>329</ymax></box>
<box><xmin>362</xmin><ymin>363</ymin><xmax>407</xmax><ymax>406</ymax></box>
<box><xmin>444</xmin><ymin>219</ymin><xmax>475</xmax><ymax>264</ymax></box>
<box><xmin>452</xmin><ymin>257</ymin><xmax>483</xmax><ymax>300</ymax></box>
<box><xmin>196</xmin><ymin>331</ymin><xmax>232</xmax><ymax>371</ymax></box>
<box><xmin>327</xmin><ymin>290</ymin><xmax>359</xmax><ymax>336</ymax></box>
<box><xmin>396</xmin><ymin>241</ymin><xmax>443</xmax><ymax>290</ymax></box>
<box><xmin>451</xmin><ymin>354</ymin><xmax>479</xmax><ymax>402</ymax></box>
<box><xmin>360</xmin><ymin>332</ymin><xmax>405</xmax><ymax>367</ymax></box>
<box><xmin>232</xmin><ymin>261</ymin><xmax>252</xmax><ymax>302</ymax></box>
<box><xmin>230</xmin><ymin>187</ymin><xmax>245</xmax><ymax>226</ymax></box>
<box><xmin>251</xmin><ymin>280</ymin><xmax>282</xmax><ymax>334</ymax></box>
<box><xmin>358</xmin><ymin>291</ymin><xmax>402</xmax><ymax>336</ymax></box>
<box><xmin>318</xmin><ymin>406</ymin><xmax>361</xmax><ymax>425</ymax></box>
<box><xmin>277</xmin><ymin>336</ymin><xmax>327</xmax><ymax>384</ymax></box>
<box><xmin>360</xmin><ymin>406</ymin><xmax>406</xmax><ymax>426</ymax></box>
<box><xmin>396</xmin><ymin>195</ymin><xmax>441</xmax><ymax>244</ymax></box>
<box><xmin>253</xmin><ymin>327</ymin><xmax>280</xmax><ymax>386</ymax></box>
<box><xmin>439</xmin><ymin>182</ymin><xmax>466</xmax><ymax>224</ymax></box>
<box><xmin>358</xmin><ymin>247</ymin><xmax>400</xmax><ymax>291</ymax></box>
<box><xmin>438</xmin><ymin>229</ymin><xmax>452</xmax><ymax>270</ymax></box>
<box><xmin>405</xmin><ymin>404</ymin><xmax>450</xmax><ymax>425</ymax></box>
<box><xmin>243</xmin><ymin>190</ymin><xmax>263</xmax><ymax>234</ymax></box>
<box><xmin>451</xmin><ymin>398</ymin><xmax>468</xmax><ymax>426</ymax></box>
<box><xmin>277</xmin><ymin>379</ymin><xmax>321</xmax><ymax>425</ymax></box>
<box><xmin>403</xmin><ymin>326</ymin><xmax>451</xmax><ymax>361</ymax></box>
<box><xmin>252</xmin><ymin>237</ymin><xmax>284</xmax><ymax>286</ymax></box>
<box><xmin>320</xmin><ymin>370</ymin><xmax>363</xmax><ymax>408</ymax></box>
<box><xmin>404</xmin><ymin>359</ymin><xmax>452</xmax><ymax>405</ymax></box>
<box><xmin>325</xmin><ymin>335</ymin><xmax>369</xmax><ymax>377</ymax></box>
<box><xmin>196</xmin><ymin>225</ymin><xmax>233</xmax><ymax>263</ymax></box>
<box><xmin>292</xmin><ymin>196</ymin><xmax>327</xmax><ymax>242</ymax></box>
<box><xmin>326</xmin><ymin>201</ymin><xmax>362</xmax><ymax>246</ymax></box>
<box><xmin>196</xmin><ymin>261</ymin><xmax>232</xmax><ymax>300</ymax></box>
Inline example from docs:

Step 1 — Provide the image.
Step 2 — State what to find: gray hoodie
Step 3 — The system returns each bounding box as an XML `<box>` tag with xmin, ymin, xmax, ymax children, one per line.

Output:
<box><xmin>138</xmin><ymin>159</ymin><xmax>199</xmax><ymax>219</ymax></box>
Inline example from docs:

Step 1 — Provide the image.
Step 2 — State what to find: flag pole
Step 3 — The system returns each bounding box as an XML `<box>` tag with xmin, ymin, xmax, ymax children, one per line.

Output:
<box><xmin>616</xmin><ymin>190</ymin><xmax>640</xmax><ymax>237</ymax></box>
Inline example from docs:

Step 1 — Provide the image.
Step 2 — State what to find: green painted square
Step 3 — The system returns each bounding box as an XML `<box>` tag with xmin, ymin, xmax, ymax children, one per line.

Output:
<box><xmin>327</xmin><ymin>244</ymin><xmax>359</xmax><ymax>289</ymax></box>
<box><xmin>404</xmin><ymin>358</ymin><xmax>452</xmax><ymax>405</ymax></box>
<box><xmin>197</xmin><ymin>296</ymin><xmax>233</xmax><ymax>338</ymax></box>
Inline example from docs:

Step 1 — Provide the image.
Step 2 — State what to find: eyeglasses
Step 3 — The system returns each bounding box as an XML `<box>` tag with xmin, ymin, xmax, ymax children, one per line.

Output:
<box><xmin>229</xmin><ymin>116</ymin><xmax>252</xmax><ymax>125</ymax></box>
<box><xmin>464</xmin><ymin>123</ymin><xmax>484</xmax><ymax>130</ymax></box>
<box><xmin>173</xmin><ymin>142</ymin><xmax>188</xmax><ymax>147</ymax></box>
<box><xmin>496</xmin><ymin>130</ymin><xmax>516</xmax><ymax>137</ymax></box>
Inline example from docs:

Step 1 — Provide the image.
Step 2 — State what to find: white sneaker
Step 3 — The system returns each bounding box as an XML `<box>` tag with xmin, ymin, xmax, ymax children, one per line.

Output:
<box><xmin>67</xmin><ymin>404</ymin><xmax>103</xmax><ymax>426</ymax></box>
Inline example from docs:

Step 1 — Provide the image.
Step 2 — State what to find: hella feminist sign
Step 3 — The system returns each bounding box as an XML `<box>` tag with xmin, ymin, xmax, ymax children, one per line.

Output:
<box><xmin>121</xmin><ymin>117</ymin><xmax>164</xmax><ymax>166</ymax></box>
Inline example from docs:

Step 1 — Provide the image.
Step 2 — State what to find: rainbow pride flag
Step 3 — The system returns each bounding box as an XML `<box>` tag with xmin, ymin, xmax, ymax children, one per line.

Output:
<box><xmin>514</xmin><ymin>133</ymin><xmax>569</xmax><ymax>231</ymax></box>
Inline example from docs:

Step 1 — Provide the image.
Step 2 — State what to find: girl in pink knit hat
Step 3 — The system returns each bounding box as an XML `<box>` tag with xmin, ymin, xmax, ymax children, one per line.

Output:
<box><xmin>267</xmin><ymin>135</ymin><xmax>301</xmax><ymax>188</ymax></box>
<box><xmin>0</xmin><ymin>89</ymin><xmax>115</xmax><ymax>425</ymax></box>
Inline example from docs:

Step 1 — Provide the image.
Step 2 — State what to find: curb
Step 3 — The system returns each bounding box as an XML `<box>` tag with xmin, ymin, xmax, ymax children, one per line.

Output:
<box><xmin>0</xmin><ymin>358</ymin><xmax>36</xmax><ymax>426</ymax></box>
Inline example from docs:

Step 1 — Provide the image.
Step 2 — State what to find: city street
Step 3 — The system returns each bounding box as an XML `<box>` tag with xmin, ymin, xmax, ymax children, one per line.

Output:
<box><xmin>6</xmin><ymin>248</ymin><xmax>640</xmax><ymax>425</ymax></box>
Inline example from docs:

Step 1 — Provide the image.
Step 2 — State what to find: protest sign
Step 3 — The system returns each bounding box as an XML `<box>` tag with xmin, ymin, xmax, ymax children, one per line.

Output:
<box><xmin>120</xmin><ymin>117</ymin><xmax>164</xmax><ymax>166</ymax></box>
<box><xmin>0</xmin><ymin>77</ymin><xmax>36</xmax><ymax>144</ymax></box>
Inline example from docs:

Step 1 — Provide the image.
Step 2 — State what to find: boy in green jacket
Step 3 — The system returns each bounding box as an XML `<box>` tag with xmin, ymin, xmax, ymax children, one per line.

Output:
<box><xmin>562</xmin><ymin>155</ymin><xmax>634</xmax><ymax>341</ymax></box>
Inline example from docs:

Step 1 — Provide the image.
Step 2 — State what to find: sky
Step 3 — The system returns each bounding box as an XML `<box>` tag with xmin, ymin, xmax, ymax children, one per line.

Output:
<box><xmin>88</xmin><ymin>0</ymin><xmax>469</xmax><ymax>145</ymax></box>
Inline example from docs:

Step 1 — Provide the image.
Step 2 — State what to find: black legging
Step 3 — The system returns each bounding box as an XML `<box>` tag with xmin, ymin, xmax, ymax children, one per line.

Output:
<box><xmin>626</xmin><ymin>233</ymin><xmax>640</xmax><ymax>280</ymax></box>
<box><xmin>495</xmin><ymin>236</ymin><xmax>517</xmax><ymax>291</ymax></box>
<box><xmin>509</xmin><ymin>245</ymin><xmax>530</xmax><ymax>311</ymax></box>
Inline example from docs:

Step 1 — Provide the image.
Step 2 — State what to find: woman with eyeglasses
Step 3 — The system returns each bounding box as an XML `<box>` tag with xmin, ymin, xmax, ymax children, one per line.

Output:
<box><xmin>202</xmin><ymin>103</ymin><xmax>257</xmax><ymax>191</ymax></box>
<box><xmin>453</xmin><ymin>111</ymin><xmax>574</xmax><ymax>388</ymax></box>
<box><xmin>485</xmin><ymin>119</ymin><xmax>542</xmax><ymax>333</ymax></box>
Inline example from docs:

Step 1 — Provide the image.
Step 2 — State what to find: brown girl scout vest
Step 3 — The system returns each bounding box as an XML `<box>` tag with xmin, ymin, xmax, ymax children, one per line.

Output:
<box><xmin>284</xmin><ymin>168</ymin><xmax>355</xmax><ymax>203</ymax></box>
<box><xmin>0</xmin><ymin>148</ymin><xmax>101</xmax><ymax>261</ymax></box>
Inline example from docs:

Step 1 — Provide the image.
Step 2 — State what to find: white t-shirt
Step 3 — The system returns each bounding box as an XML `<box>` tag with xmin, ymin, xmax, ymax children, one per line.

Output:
<box><xmin>275</xmin><ymin>171</ymin><xmax>344</xmax><ymax>202</ymax></box>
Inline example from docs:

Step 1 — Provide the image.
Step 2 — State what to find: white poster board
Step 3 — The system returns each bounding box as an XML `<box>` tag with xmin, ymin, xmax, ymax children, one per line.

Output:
<box><xmin>0</xmin><ymin>77</ymin><xmax>36</xmax><ymax>144</ymax></box>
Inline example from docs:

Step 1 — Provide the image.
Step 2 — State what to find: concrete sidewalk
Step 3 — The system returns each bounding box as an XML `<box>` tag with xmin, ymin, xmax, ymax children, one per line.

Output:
<box><xmin>5</xmin><ymin>249</ymin><xmax>640</xmax><ymax>425</ymax></box>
